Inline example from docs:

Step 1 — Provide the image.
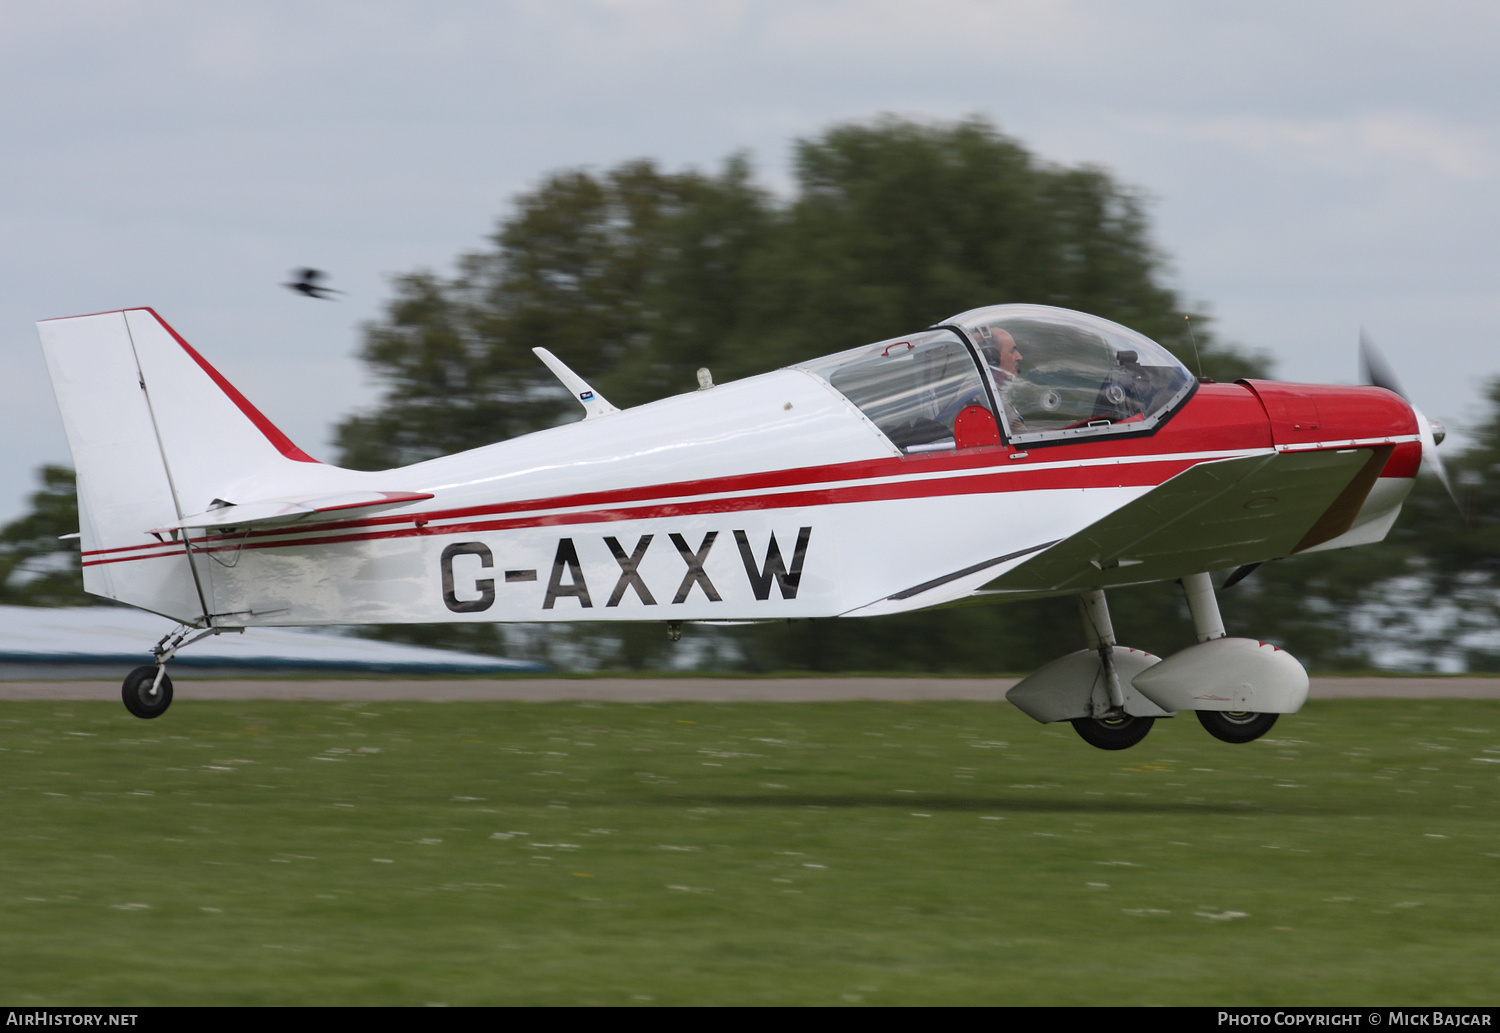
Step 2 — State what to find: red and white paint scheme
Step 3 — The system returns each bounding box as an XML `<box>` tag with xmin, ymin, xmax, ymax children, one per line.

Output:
<box><xmin>37</xmin><ymin>304</ymin><xmax>1434</xmax><ymax>747</ymax></box>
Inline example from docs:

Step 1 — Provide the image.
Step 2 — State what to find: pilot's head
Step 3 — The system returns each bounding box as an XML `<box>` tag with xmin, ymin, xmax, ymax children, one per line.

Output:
<box><xmin>978</xmin><ymin>325</ymin><xmax>1023</xmax><ymax>378</ymax></box>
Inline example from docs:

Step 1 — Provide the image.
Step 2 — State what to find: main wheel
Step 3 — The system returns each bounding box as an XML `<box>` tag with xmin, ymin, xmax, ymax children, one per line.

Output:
<box><xmin>1196</xmin><ymin>709</ymin><xmax>1277</xmax><ymax>744</ymax></box>
<box><xmin>122</xmin><ymin>665</ymin><xmax>173</xmax><ymax>720</ymax></box>
<box><xmin>1071</xmin><ymin>713</ymin><xmax>1154</xmax><ymax>750</ymax></box>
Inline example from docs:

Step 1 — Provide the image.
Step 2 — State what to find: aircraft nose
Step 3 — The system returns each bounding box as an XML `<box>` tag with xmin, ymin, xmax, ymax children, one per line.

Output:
<box><xmin>1240</xmin><ymin>380</ymin><xmax>1418</xmax><ymax>446</ymax></box>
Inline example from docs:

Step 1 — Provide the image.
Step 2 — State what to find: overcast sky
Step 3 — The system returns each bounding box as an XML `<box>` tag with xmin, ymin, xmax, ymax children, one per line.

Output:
<box><xmin>4</xmin><ymin>1</ymin><xmax>1497</xmax><ymax>523</ymax></box>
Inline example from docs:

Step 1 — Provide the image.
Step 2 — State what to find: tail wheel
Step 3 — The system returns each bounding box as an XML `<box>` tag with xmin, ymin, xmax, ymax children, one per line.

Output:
<box><xmin>122</xmin><ymin>665</ymin><xmax>173</xmax><ymax>720</ymax></box>
<box><xmin>1197</xmin><ymin>709</ymin><xmax>1277</xmax><ymax>744</ymax></box>
<box><xmin>1071</xmin><ymin>713</ymin><xmax>1153</xmax><ymax>751</ymax></box>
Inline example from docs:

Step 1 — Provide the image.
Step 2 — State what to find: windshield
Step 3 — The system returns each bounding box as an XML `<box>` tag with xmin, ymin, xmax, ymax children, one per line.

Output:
<box><xmin>796</xmin><ymin>328</ymin><xmax>998</xmax><ymax>453</ymax></box>
<box><xmin>943</xmin><ymin>304</ymin><xmax>1195</xmax><ymax>443</ymax></box>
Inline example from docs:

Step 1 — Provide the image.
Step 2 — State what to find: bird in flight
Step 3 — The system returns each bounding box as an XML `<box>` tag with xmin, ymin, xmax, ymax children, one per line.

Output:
<box><xmin>283</xmin><ymin>268</ymin><xmax>344</xmax><ymax>300</ymax></box>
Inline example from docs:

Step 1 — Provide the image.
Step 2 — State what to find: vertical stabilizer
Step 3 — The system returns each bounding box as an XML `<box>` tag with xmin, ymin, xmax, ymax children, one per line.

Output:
<box><xmin>37</xmin><ymin>308</ymin><xmax>323</xmax><ymax>622</ymax></box>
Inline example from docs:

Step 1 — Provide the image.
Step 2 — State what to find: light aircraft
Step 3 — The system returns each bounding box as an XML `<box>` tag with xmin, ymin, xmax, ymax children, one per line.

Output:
<box><xmin>37</xmin><ymin>304</ymin><xmax>1442</xmax><ymax>748</ymax></box>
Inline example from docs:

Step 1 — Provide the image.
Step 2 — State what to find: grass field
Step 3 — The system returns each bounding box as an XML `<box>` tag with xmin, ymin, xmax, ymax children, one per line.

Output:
<box><xmin>1</xmin><ymin>697</ymin><xmax>1498</xmax><ymax>1006</ymax></box>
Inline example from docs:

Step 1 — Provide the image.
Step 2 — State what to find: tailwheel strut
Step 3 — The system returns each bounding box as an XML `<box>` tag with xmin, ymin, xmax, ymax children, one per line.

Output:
<box><xmin>118</xmin><ymin>623</ymin><xmax>240</xmax><ymax>720</ymax></box>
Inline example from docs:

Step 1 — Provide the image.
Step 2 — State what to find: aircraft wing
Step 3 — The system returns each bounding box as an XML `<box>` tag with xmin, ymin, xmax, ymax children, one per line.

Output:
<box><xmin>977</xmin><ymin>445</ymin><xmax>1391</xmax><ymax>598</ymax></box>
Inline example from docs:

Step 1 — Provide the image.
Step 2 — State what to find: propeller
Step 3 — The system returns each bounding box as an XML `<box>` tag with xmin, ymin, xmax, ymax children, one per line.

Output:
<box><xmin>1359</xmin><ymin>331</ymin><xmax>1460</xmax><ymax>512</ymax></box>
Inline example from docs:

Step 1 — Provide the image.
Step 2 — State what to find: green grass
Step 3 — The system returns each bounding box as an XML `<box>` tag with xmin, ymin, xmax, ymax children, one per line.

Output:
<box><xmin>1</xmin><ymin>698</ymin><xmax>1498</xmax><ymax>1005</ymax></box>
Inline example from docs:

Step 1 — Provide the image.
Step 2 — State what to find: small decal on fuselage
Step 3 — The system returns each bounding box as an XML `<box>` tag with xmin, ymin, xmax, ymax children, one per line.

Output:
<box><xmin>439</xmin><ymin>527</ymin><xmax>813</xmax><ymax>614</ymax></box>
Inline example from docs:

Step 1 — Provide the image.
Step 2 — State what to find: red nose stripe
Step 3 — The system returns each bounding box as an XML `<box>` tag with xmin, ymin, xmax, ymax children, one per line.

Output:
<box><xmin>1381</xmin><ymin>440</ymin><xmax>1422</xmax><ymax>479</ymax></box>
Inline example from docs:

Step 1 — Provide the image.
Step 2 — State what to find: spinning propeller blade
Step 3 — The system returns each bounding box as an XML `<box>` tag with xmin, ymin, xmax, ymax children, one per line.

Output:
<box><xmin>1358</xmin><ymin>330</ymin><xmax>1406</xmax><ymax>399</ymax></box>
<box><xmin>1359</xmin><ymin>331</ymin><xmax>1459</xmax><ymax>511</ymax></box>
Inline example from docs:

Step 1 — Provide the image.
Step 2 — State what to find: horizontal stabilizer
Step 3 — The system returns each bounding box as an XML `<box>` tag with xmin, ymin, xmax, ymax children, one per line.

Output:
<box><xmin>149</xmin><ymin>490</ymin><xmax>433</xmax><ymax>533</ymax></box>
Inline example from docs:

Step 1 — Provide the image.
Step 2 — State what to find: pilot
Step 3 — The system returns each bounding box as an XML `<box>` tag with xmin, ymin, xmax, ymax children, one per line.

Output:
<box><xmin>976</xmin><ymin>324</ymin><xmax>1025</xmax><ymax>431</ymax></box>
<box><xmin>977</xmin><ymin>325</ymin><xmax>1023</xmax><ymax>384</ymax></box>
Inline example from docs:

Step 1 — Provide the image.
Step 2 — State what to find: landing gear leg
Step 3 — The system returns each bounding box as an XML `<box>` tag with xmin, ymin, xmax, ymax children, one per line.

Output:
<box><xmin>117</xmin><ymin>622</ymin><xmax>239</xmax><ymax>720</ymax></box>
<box><xmin>1070</xmin><ymin>589</ymin><xmax>1154</xmax><ymax>750</ymax></box>
<box><xmin>1181</xmin><ymin>573</ymin><xmax>1276</xmax><ymax>744</ymax></box>
<box><xmin>1182</xmin><ymin>572</ymin><xmax>1227</xmax><ymax>644</ymax></box>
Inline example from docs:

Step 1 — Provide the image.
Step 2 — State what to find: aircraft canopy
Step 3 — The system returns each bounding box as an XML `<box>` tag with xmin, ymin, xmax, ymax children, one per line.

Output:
<box><xmin>945</xmin><ymin>304</ymin><xmax>1195</xmax><ymax>444</ymax></box>
<box><xmin>796</xmin><ymin>328</ymin><xmax>999</xmax><ymax>453</ymax></box>
<box><xmin>797</xmin><ymin>305</ymin><xmax>1195</xmax><ymax>452</ymax></box>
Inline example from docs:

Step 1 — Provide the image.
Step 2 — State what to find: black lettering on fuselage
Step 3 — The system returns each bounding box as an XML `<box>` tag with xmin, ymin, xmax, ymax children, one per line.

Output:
<box><xmin>543</xmin><ymin>538</ymin><xmax>593</xmax><ymax>609</ymax></box>
<box><xmin>734</xmin><ymin>527</ymin><xmax>812</xmax><ymax>600</ymax></box>
<box><xmin>441</xmin><ymin>542</ymin><xmax>496</xmax><ymax>613</ymax></box>
<box><xmin>604</xmin><ymin>534</ymin><xmax>656</xmax><ymax>606</ymax></box>
<box><xmin>669</xmin><ymin>531</ymin><xmax>721</xmax><ymax>604</ymax></box>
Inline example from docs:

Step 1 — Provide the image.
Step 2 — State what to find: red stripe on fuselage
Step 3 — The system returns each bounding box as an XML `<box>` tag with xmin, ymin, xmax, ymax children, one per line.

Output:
<box><xmin>82</xmin><ymin>548</ymin><xmax>184</xmax><ymax>567</ymax></box>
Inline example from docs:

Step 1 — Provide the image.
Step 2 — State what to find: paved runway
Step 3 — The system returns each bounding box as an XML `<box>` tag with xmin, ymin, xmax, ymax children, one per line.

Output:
<box><xmin>1</xmin><ymin>676</ymin><xmax>1495</xmax><ymax>701</ymax></box>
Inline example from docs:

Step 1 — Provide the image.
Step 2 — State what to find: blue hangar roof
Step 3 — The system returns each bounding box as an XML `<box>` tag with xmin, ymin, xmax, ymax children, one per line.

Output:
<box><xmin>0</xmin><ymin>606</ymin><xmax>545</xmax><ymax>677</ymax></box>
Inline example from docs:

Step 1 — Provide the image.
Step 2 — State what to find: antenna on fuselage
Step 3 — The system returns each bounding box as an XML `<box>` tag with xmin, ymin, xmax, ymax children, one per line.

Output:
<box><xmin>532</xmin><ymin>347</ymin><xmax>620</xmax><ymax>420</ymax></box>
<box><xmin>1184</xmin><ymin>315</ymin><xmax>1204</xmax><ymax>380</ymax></box>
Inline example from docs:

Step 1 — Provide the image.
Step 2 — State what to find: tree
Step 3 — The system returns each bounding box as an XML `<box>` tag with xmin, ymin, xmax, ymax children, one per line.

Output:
<box><xmin>715</xmin><ymin>118</ymin><xmax>1263</xmax><ymax>383</ymax></box>
<box><xmin>0</xmin><ymin>465</ymin><xmax>93</xmax><ymax>607</ymax></box>
<box><xmin>336</xmin><ymin>158</ymin><xmax>772</xmax><ymax>469</ymax></box>
<box><xmin>336</xmin><ymin>116</ymin><xmax>1277</xmax><ymax>671</ymax></box>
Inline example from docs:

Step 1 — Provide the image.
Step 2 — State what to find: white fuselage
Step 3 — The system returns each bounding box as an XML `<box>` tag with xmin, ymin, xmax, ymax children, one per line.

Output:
<box><xmin>131</xmin><ymin>369</ymin><xmax>1173</xmax><ymax>627</ymax></box>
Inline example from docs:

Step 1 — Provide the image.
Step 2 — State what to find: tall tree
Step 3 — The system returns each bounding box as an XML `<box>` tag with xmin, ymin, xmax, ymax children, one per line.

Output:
<box><xmin>336</xmin><ymin>158</ymin><xmax>771</xmax><ymax>469</ymax></box>
<box><xmin>0</xmin><ymin>465</ymin><xmax>93</xmax><ymax>607</ymax></box>
<box><xmin>713</xmin><ymin>118</ymin><xmax>1263</xmax><ymax>383</ymax></box>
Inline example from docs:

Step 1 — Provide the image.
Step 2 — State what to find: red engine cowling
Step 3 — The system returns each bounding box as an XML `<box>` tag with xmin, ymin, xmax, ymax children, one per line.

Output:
<box><xmin>1238</xmin><ymin>380</ymin><xmax>1417</xmax><ymax>447</ymax></box>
